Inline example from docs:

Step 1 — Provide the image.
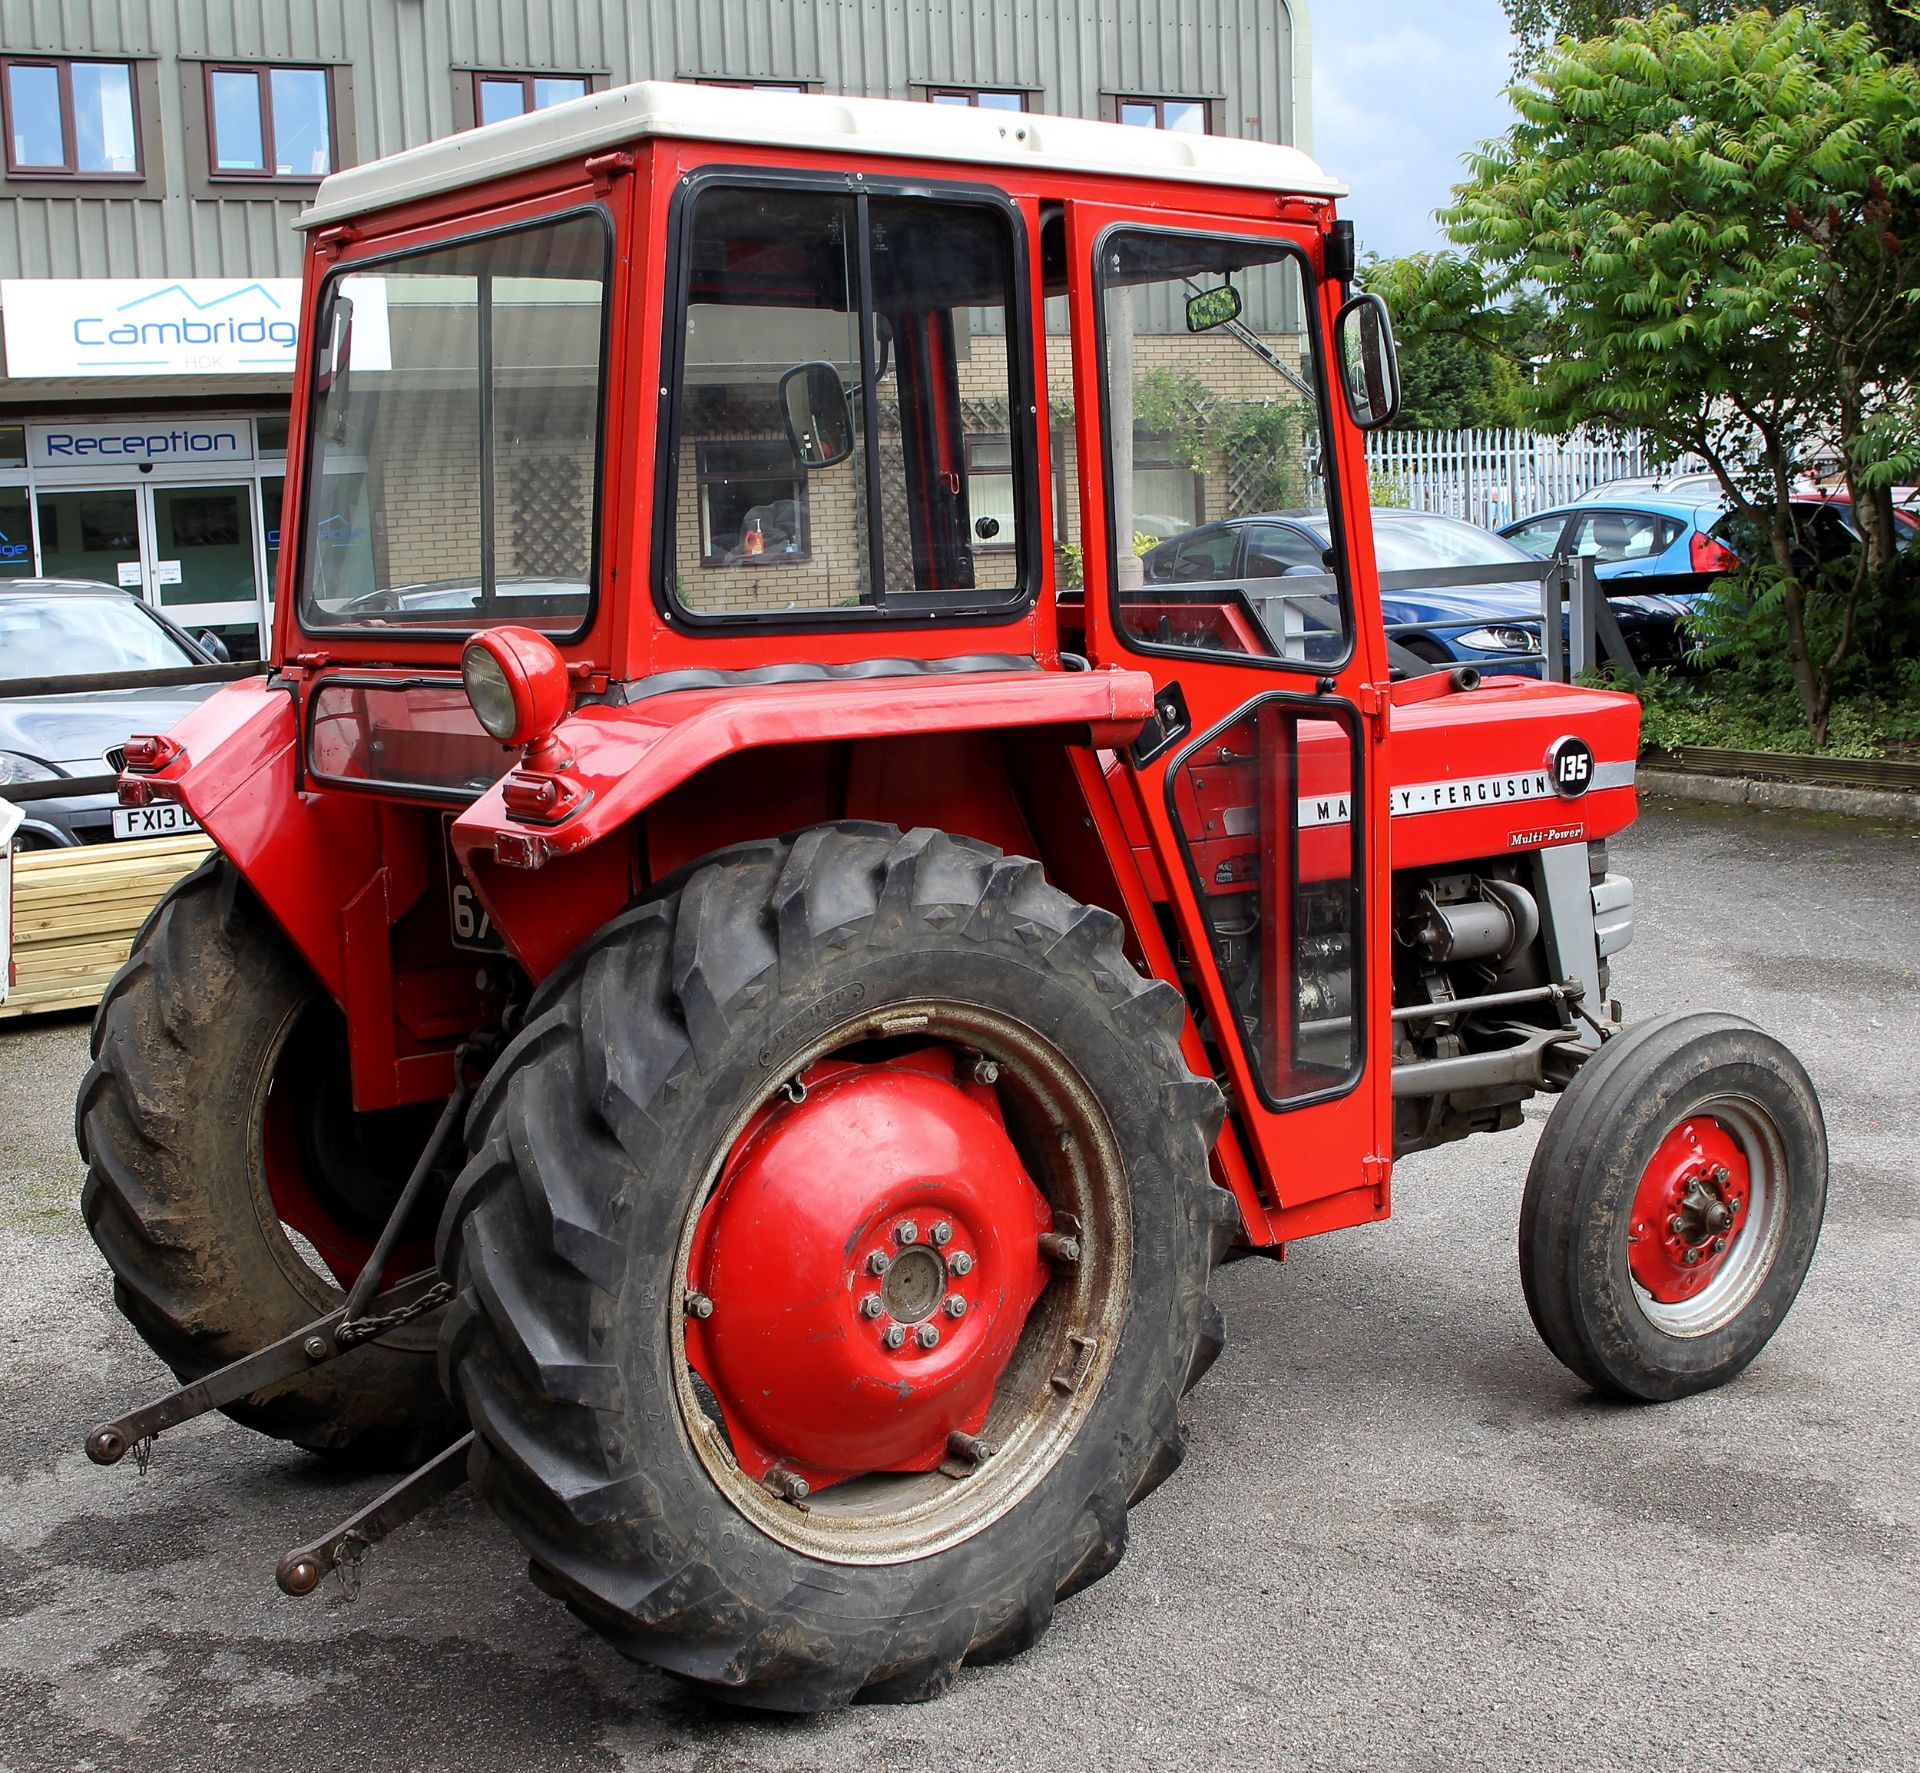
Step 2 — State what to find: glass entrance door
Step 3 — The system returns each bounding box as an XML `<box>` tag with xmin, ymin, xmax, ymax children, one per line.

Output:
<box><xmin>31</xmin><ymin>482</ymin><xmax>266</xmax><ymax>659</ymax></box>
<box><xmin>145</xmin><ymin>483</ymin><xmax>262</xmax><ymax>658</ymax></box>
<box><xmin>35</xmin><ymin>487</ymin><xmax>144</xmax><ymax>592</ymax></box>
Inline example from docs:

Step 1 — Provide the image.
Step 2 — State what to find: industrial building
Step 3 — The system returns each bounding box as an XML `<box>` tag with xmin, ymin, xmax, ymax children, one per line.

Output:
<box><xmin>0</xmin><ymin>1</ymin><xmax>1312</xmax><ymax>653</ymax></box>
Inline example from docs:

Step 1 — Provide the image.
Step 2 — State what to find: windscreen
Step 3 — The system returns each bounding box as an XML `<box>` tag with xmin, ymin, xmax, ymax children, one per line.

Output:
<box><xmin>297</xmin><ymin>212</ymin><xmax>609</xmax><ymax>632</ymax></box>
<box><xmin>661</xmin><ymin>184</ymin><xmax>1029</xmax><ymax>619</ymax></box>
<box><xmin>0</xmin><ymin>595</ymin><xmax>195</xmax><ymax>677</ymax></box>
<box><xmin>1371</xmin><ymin>513</ymin><xmax>1532</xmax><ymax>571</ymax></box>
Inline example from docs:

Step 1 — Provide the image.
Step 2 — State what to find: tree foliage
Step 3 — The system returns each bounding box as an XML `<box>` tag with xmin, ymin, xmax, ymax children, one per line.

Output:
<box><xmin>1405</xmin><ymin>7</ymin><xmax>1920</xmax><ymax>743</ymax></box>
<box><xmin>1503</xmin><ymin>0</ymin><xmax>1920</xmax><ymax>64</ymax></box>
<box><xmin>1360</xmin><ymin>255</ymin><xmax>1528</xmax><ymax>429</ymax></box>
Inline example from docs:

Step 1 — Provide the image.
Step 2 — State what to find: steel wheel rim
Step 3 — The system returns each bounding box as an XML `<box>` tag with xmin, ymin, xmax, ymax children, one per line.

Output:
<box><xmin>1629</xmin><ymin>1093</ymin><xmax>1787</xmax><ymax>1338</ymax></box>
<box><xmin>670</xmin><ymin>998</ymin><xmax>1133</xmax><ymax>1566</ymax></box>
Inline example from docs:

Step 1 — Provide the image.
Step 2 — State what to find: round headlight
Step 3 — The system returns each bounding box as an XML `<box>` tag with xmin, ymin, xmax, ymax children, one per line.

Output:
<box><xmin>462</xmin><ymin>643</ymin><xmax>519</xmax><ymax>742</ymax></box>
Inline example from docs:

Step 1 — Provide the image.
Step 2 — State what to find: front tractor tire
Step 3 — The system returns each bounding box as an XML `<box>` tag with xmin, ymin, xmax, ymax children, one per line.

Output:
<box><xmin>78</xmin><ymin>856</ymin><xmax>464</xmax><ymax>1468</ymax></box>
<box><xmin>438</xmin><ymin>825</ymin><xmax>1237</xmax><ymax>1712</ymax></box>
<box><xmin>1519</xmin><ymin>1010</ymin><xmax>1827</xmax><ymax>1401</ymax></box>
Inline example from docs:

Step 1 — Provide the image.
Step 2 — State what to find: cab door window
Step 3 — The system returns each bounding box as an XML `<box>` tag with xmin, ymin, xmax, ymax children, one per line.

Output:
<box><xmin>661</xmin><ymin>181</ymin><xmax>1034</xmax><ymax>622</ymax></box>
<box><xmin>1100</xmin><ymin>231</ymin><xmax>1346</xmax><ymax>668</ymax></box>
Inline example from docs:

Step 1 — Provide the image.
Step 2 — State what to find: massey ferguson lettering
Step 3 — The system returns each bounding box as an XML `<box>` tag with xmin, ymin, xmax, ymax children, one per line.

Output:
<box><xmin>1293</xmin><ymin>770</ymin><xmax>1566</xmax><ymax>830</ymax></box>
<box><xmin>1392</xmin><ymin>770</ymin><xmax>1553</xmax><ymax>815</ymax></box>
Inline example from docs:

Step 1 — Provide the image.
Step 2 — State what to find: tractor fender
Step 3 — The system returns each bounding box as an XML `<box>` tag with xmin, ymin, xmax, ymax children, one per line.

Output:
<box><xmin>451</xmin><ymin>666</ymin><xmax>1158</xmax><ymax>980</ymax></box>
<box><xmin>115</xmin><ymin>676</ymin><xmax>382</xmax><ymax>1004</ymax></box>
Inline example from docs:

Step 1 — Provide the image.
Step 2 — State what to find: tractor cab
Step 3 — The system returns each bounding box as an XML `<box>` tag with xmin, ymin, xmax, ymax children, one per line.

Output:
<box><xmin>89</xmin><ymin>85</ymin><xmax>1827</xmax><ymax>1713</ymax></box>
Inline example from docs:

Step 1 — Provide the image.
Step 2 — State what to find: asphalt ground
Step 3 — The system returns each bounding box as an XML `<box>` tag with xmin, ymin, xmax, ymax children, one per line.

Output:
<box><xmin>2</xmin><ymin>799</ymin><xmax>1916</xmax><ymax>1773</ymax></box>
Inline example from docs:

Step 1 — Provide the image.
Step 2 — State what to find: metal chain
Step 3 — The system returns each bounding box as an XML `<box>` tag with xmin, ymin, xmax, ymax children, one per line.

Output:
<box><xmin>335</xmin><ymin>1281</ymin><xmax>454</xmax><ymax>1348</ymax></box>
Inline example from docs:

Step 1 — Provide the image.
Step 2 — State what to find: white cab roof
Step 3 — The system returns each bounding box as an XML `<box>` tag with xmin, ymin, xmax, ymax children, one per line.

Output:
<box><xmin>299</xmin><ymin>80</ymin><xmax>1344</xmax><ymax>231</ymax></box>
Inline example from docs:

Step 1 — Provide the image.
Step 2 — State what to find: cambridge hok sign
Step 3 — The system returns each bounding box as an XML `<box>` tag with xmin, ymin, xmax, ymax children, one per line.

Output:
<box><xmin>0</xmin><ymin>277</ymin><xmax>382</xmax><ymax>378</ymax></box>
<box><xmin>2</xmin><ymin>279</ymin><xmax>305</xmax><ymax>377</ymax></box>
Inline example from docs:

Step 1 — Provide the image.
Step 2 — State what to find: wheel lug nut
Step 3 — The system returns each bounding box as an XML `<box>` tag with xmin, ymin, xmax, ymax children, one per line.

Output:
<box><xmin>943</xmin><ymin>1295</ymin><xmax>967</xmax><ymax>1319</ymax></box>
<box><xmin>1683</xmin><ymin>1248</ymin><xmax>1700</xmax><ymax>1265</ymax></box>
<box><xmin>1713</xmin><ymin>1165</ymin><xmax>1731</xmax><ymax>1184</ymax></box>
<box><xmin>858</xmin><ymin>1294</ymin><xmax>883</xmax><ymax>1319</ymax></box>
<box><xmin>1669</xmin><ymin>1217</ymin><xmax>1686</xmax><ymax>1236</ymax></box>
<box><xmin>882</xmin><ymin>1324</ymin><xmax>907</xmax><ymax>1350</ymax></box>
<box><xmin>930</xmin><ymin>1220</ymin><xmax>952</xmax><ymax>1246</ymax></box>
<box><xmin>684</xmin><ymin>1293</ymin><xmax>714</xmax><ymax>1320</ymax></box>
<box><xmin>949</xmin><ymin>1251</ymin><xmax>974</xmax><ymax>1276</ymax></box>
<box><xmin>1712</xmin><ymin>1237</ymin><xmax>1727</xmax><ymax>1253</ymax></box>
<box><xmin>895</xmin><ymin>1221</ymin><xmax>919</xmax><ymax>1246</ymax></box>
<box><xmin>866</xmin><ymin>1250</ymin><xmax>891</xmax><ymax>1276</ymax></box>
<box><xmin>916</xmin><ymin>1323</ymin><xmax>940</xmax><ymax>1349</ymax></box>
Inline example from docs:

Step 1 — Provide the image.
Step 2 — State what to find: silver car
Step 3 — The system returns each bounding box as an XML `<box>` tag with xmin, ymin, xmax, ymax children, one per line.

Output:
<box><xmin>0</xmin><ymin>579</ymin><xmax>227</xmax><ymax>849</ymax></box>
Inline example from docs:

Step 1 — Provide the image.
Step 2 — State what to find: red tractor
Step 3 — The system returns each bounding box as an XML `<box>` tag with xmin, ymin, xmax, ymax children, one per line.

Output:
<box><xmin>81</xmin><ymin>86</ymin><xmax>1826</xmax><ymax>1711</ymax></box>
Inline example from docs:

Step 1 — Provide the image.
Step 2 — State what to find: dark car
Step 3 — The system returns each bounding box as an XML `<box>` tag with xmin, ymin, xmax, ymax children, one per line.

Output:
<box><xmin>1140</xmin><ymin>508</ymin><xmax>1695</xmax><ymax>675</ymax></box>
<box><xmin>0</xmin><ymin>580</ymin><xmax>225</xmax><ymax>849</ymax></box>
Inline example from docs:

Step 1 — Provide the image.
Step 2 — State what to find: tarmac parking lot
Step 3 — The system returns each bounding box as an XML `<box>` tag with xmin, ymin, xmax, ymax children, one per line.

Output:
<box><xmin>3</xmin><ymin>799</ymin><xmax>1916</xmax><ymax>1773</ymax></box>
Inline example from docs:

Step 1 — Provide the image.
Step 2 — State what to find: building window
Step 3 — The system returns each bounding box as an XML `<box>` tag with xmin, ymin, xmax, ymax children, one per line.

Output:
<box><xmin>690</xmin><ymin>78</ymin><xmax>810</xmax><ymax>92</ymax></box>
<box><xmin>205</xmin><ymin>63</ymin><xmax>334</xmax><ymax>179</ymax></box>
<box><xmin>925</xmin><ymin>88</ymin><xmax>1026</xmax><ymax>111</ymax></box>
<box><xmin>966</xmin><ymin>433</ymin><xmax>1065</xmax><ymax>552</ymax></box>
<box><xmin>1132</xmin><ymin>448</ymin><xmax>1206</xmax><ymax>544</ymax></box>
<box><xmin>697</xmin><ymin>442</ymin><xmax>810</xmax><ymax>565</ymax></box>
<box><xmin>1117</xmin><ymin>96</ymin><xmax>1208</xmax><ymax>133</ymax></box>
<box><xmin>2</xmin><ymin>57</ymin><xmax>140</xmax><ymax>177</ymax></box>
<box><xmin>474</xmin><ymin>72</ymin><xmax>591</xmax><ymax>126</ymax></box>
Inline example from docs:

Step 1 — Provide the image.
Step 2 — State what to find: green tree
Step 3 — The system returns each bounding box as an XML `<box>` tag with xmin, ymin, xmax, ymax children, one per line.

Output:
<box><xmin>1406</xmin><ymin>8</ymin><xmax>1920</xmax><ymax>744</ymax></box>
<box><xmin>1503</xmin><ymin>0</ymin><xmax>1920</xmax><ymax>62</ymax></box>
<box><xmin>1361</xmin><ymin>255</ymin><xmax>1528</xmax><ymax>429</ymax></box>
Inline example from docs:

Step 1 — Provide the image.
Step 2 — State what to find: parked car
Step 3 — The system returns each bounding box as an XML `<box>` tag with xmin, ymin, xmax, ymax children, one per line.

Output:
<box><xmin>1504</xmin><ymin>486</ymin><xmax>1914</xmax><ymax>582</ymax></box>
<box><xmin>1139</xmin><ymin>507</ymin><xmax>1695</xmax><ymax>674</ymax></box>
<box><xmin>1500</xmin><ymin>494</ymin><xmax>1734</xmax><ymax>578</ymax></box>
<box><xmin>0</xmin><ymin>579</ymin><xmax>226</xmax><ymax>848</ymax></box>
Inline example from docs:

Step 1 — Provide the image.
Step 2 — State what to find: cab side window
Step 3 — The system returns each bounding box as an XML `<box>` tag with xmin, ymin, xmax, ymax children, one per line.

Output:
<box><xmin>661</xmin><ymin>182</ymin><xmax>1033</xmax><ymax>621</ymax></box>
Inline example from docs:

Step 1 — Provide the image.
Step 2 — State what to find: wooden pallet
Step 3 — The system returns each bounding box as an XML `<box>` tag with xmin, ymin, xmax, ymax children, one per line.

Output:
<box><xmin>1</xmin><ymin>835</ymin><xmax>214</xmax><ymax>1020</ymax></box>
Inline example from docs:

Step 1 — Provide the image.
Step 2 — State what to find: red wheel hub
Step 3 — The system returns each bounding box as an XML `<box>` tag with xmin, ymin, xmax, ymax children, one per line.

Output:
<box><xmin>684</xmin><ymin>1048</ymin><xmax>1055</xmax><ymax>1493</ymax></box>
<box><xmin>1627</xmin><ymin>1116</ymin><xmax>1750</xmax><ymax>1304</ymax></box>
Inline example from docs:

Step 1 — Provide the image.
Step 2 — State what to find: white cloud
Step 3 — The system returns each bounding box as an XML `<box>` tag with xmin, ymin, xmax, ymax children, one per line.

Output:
<box><xmin>1309</xmin><ymin>1</ymin><xmax>1517</xmax><ymax>260</ymax></box>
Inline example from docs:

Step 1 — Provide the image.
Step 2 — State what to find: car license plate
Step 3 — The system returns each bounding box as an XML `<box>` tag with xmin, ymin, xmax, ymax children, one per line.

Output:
<box><xmin>112</xmin><ymin>803</ymin><xmax>202</xmax><ymax>840</ymax></box>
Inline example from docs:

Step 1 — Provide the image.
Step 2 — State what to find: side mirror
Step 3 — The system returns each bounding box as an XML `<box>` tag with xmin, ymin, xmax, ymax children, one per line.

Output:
<box><xmin>1332</xmin><ymin>291</ymin><xmax>1401</xmax><ymax>431</ymax></box>
<box><xmin>778</xmin><ymin>360</ymin><xmax>855</xmax><ymax>469</ymax></box>
<box><xmin>195</xmin><ymin>628</ymin><xmax>231</xmax><ymax>663</ymax></box>
<box><xmin>1185</xmin><ymin>283</ymin><xmax>1242</xmax><ymax>333</ymax></box>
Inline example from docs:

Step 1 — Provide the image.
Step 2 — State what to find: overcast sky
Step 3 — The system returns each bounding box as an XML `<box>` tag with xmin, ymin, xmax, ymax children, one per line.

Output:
<box><xmin>1309</xmin><ymin>0</ymin><xmax>1519</xmax><ymax>262</ymax></box>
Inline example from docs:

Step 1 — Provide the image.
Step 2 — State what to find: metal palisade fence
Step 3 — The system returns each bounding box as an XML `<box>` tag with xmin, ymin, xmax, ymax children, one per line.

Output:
<box><xmin>1363</xmin><ymin>428</ymin><xmax>1687</xmax><ymax>528</ymax></box>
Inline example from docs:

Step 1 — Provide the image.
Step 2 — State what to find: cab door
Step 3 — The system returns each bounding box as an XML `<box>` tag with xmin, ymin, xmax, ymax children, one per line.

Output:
<box><xmin>1062</xmin><ymin>201</ymin><xmax>1394</xmax><ymax>1243</ymax></box>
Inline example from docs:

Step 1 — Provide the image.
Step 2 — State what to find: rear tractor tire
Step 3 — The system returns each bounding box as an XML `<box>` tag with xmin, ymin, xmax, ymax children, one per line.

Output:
<box><xmin>1519</xmin><ymin>1010</ymin><xmax>1826</xmax><ymax>1400</ymax></box>
<box><xmin>438</xmin><ymin>824</ymin><xmax>1238</xmax><ymax>1711</ymax></box>
<box><xmin>78</xmin><ymin>856</ymin><xmax>464</xmax><ymax>1468</ymax></box>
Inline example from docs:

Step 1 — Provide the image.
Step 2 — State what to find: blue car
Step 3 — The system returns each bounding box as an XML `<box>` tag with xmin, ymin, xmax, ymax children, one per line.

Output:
<box><xmin>1138</xmin><ymin>507</ymin><xmax>1692</xmax><ymax>675</ymax></box>
<box><xmin>1500</xmin><ymin>494</ymin><xmax>1732</xmax><ymax>579</ymax></box>
<box><xmin>1499</xmin><ymin>485</ymin><xmax>1906</xmax><ymax>581</ymax></box>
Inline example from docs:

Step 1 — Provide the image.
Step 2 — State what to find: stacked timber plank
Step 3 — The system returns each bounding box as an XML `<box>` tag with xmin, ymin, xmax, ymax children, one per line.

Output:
<box><xmin>1</xmin><ymin>835</ymin><xmax>213</xmax><ymax>1020</ymax></box>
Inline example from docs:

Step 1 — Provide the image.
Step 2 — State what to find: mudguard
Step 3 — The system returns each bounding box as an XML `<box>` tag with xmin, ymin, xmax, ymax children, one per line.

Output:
<box><xmin>445</xmin><ymin>666</ymin><xmax>1155</xmax><ymax>978</ymax></box>
<box><xmin>117</xmin><ymin>677</ymin><xmax>383</xmax><ymax>1005</ymax></box>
